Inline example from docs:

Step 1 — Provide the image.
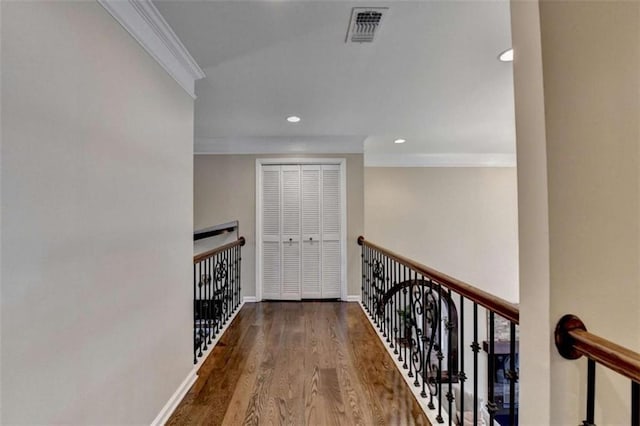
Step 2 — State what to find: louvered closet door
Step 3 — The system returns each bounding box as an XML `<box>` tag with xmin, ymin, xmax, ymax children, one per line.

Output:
<box><xmin>321</xmin><ymin>165</ymin><xmax>342</xmax><ymax>298</ymax></box>
<box><xmin>280</xmin><ymin>165</ymin><xmax>302</xmax><ymax>300</ymax></box>
<box><xmin>261</xmin><ymin>165</ymin><xmax>282</xmax><ymax>299</ymax></box>
<box><xmin>301</xmin><ymin>165</ymin><xmax>321</xmax><ymax>298</ymax></box>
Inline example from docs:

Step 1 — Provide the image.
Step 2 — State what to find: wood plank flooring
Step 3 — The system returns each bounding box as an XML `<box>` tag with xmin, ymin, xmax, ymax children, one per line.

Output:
<box><xmin>168</xmin><ymin>302</ymin><xmax>430</xmax><ymax>426</ymax></box>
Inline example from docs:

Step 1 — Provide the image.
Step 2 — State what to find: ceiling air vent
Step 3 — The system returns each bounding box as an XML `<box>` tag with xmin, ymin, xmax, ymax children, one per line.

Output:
<box><xmin>345</xmin><ymin>7</ymin><xmax>388</xmax><ymax>43</ymax></box>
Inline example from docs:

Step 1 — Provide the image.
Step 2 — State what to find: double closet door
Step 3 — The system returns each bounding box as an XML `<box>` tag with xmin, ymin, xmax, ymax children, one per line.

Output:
<box><xmin>260</xmin><ymin>164</ymin><xmax>342</xmax><ymax>300</ymax></box>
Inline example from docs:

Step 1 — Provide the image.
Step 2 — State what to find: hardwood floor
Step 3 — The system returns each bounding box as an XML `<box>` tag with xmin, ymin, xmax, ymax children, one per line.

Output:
<box><xmin>168</xmin><ymin>302</ymin><xmax>430</xmax><ymax>426</ymax></box>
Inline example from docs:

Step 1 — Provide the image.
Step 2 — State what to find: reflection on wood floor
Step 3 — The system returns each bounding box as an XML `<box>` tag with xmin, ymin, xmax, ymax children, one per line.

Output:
<box><xmin>168</xmin><ymin>302</ymin><xmax>430</xmax><ymax>426</ymax></box>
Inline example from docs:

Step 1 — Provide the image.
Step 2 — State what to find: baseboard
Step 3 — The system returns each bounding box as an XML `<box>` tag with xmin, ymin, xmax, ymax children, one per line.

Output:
<box><xmin>357</xmin><ymin>302</ymin><xmax>450</xmax><ymax>425</ymax></box>
<box><xmin>151</xmin><ymin>369</ymin><xmax>197</xmax><ymax>426</ymax></box>
<box><xmin>152</xmin><ymin>301</ymin><xmax>246</xmax><ymax>425</ymax></box>
<box><xmin>344</xmin><ymin>295</ymin><xmax>361</xmax><ymax>302</ymax></box>
<box><xmin>243</xmin><ymin>296</ymin><xmax>258</xmax><ymax>303</ymax></box>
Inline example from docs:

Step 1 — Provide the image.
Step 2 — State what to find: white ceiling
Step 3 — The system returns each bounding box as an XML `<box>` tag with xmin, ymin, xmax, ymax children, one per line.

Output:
<box><xmin>155</xmin><ymin>0</ymin><xmax>516</xmax><ymax>162</ymax></box>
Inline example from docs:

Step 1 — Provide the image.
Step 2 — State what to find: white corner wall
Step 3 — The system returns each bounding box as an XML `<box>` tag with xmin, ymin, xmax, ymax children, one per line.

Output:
<box><xmin>1</xmin><ymin>2</ymin><xmax>194</xmax><ymax>423</ymax></box>
<box><xmin>512</xmin><ymin>1</ymin><xmax>640</xmax><ymax>424</ymax></box>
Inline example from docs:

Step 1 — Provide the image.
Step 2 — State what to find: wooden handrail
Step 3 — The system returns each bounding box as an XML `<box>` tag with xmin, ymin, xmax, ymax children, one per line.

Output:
<box><xmin>357</xmin><ymin>236</ymin><xmax>519</xmax><ymax>324</ymax></box>
<box><xmin>193</xmin><ymin>236</ymin><xmax>246</xmax><ymax>264</ymax></box>
<box><xmin>555</xmin><ymin>314</ymin><xmax>640</xmax><ymax>383</ymax></box>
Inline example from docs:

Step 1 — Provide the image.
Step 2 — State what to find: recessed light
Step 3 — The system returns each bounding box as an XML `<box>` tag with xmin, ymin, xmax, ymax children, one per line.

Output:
<box><xmin>394</xmin><ymin>138</ymin><xmax>406</xmax><ymax>144</ymax></box>
<box><xmin>498</xmin><ymin>48</ymin><xmax>513</xmax><ymax>62</ymax></box>
<box><xmin>286</xmin><ymin>115</ymin><xmax>301</xmax><ymax>123</ymax></box>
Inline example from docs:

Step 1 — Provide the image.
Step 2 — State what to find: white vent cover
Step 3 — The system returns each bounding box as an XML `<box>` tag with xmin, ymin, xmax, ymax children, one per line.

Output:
<box><xmin>345</xmin><ymin>7</ymin><xmax>388</xmax><ymax>43</ymax></box>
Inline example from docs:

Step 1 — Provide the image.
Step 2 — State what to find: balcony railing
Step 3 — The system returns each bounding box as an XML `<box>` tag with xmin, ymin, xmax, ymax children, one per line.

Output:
<box><xmin>193</xmin><ymin>236</ymin><xmax>245</xmax><ymax>364</ymax></box>
<box><xmin>555</xmin><ymin>314</ymin><xmax>640</xmax><ymax>425</ymax></box>
<box><xmin>358</xmin><ymin>236</ymin><xmax>519</xmax><ymax>425</ymax></box>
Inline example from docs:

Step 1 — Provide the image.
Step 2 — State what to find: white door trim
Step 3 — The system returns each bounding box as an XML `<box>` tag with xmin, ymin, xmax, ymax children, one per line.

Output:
<box><xmin>256</xmin><ymin>158</ymin><xmax>348</xmax><ymax>302</ymax></box>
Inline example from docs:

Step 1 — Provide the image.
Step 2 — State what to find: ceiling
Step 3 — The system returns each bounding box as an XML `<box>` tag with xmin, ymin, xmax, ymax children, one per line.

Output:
<box><xmin>155</xmin><ymin>0</ymin><xmax>516</xmax><ymax>163</ymax></box>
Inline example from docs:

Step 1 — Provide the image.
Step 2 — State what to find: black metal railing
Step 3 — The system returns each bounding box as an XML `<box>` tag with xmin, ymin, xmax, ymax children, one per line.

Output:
<box><xmin>555</xmin><ymin>314</ymin><xmax>640</xmax><ymax>425</ymax></box>
<box><xmin>358</xmin><ymin>236</ymin><xmax>520</xmax><ymax>425</ymax></box>
<box><xmin>193</xmin><ymin>236</ymin><xmax>245</xmax><ymax>364</ymax></box>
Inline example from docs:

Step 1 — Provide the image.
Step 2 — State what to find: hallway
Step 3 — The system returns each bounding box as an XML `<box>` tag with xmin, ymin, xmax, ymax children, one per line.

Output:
<box><xmin>169</xmin><ymin>302</ymin><xmax>430</xmax><ymax>426</ymax></box>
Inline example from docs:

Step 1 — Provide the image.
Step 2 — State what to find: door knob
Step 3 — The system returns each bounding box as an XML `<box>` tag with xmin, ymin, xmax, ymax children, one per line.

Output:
<box><xmin>309</xmin><ymin>237</ymin><xmax>313</xmax><ymax>241</ymax></box>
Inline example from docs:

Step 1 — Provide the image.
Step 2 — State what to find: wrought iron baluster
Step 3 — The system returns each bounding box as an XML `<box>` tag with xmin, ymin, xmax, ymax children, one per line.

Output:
<box><xmin>361</xmin><ymin>244</ymin><xmax>365</xmax><ymax>311</ymax></box>
<box><xmin>197</xmin><ymin>260</ymin><xmax>203</xmax><ymax>358</ymax></box>
<box><xmin>367</xmin><ymin>247</ymin><xmax>375</xmax><ymax>312</ymax></box>
<box><xmin>394</xmin><ymin>259</ymin><xmax>400</xmax><ymax>357</ymax></box>
<box><xmin>390</xmin><ymin>259</ymin><xmax>396</xmax><ymax>352</ymax></box>
<box><xmin>509</xmin><ymin>321</ymin><xmax>517</xmax><ymax>426</ymax></box>
<box><xmin>193</xmin><ymin>263</ymin><xmax>197</xmax><ymax>364</ymax></box>
<box><xmin>421</xmin><ymin>273</ymin><xmax>428</xmax><ymax>398</ymax></box>
<box><xmin>427</xmin><ymin>277</ymin><xmax>436</xmax><ymax>410</ymax></box>
<box><xmin>436</xmin><ymin>282</ymin><xmax>443</xmax><ymax>424</ymax></box>
<box><xmin>236</xmin><ymin>245</ymin><xmax>240</xmax><ymax>309</ymax></box>
<box><xmin>384</xmin><ymin>253</ymin><xmax>390</xmax><ymax>343</ymax></box>
<box><xmin>632</xmin><ymin>380</ymin><xmax>639</xmax><ymax>426</ymax></box>
<box><xmin>213</xmin><ymin>252</ymin><xmax>219</xmax><ymax>337</ymax></box>
<box><xmin>408</xmin><ymin>269</ymin><xmax>414</xmax><ymax>380</ymax></box>
<box><xmin>459</xmin><ymin>295</ymin><xmax>465</xmax><ymax>421</ymax></box>
<box><xmin>205</xmin><ymin>256</ymin><xmax>211</xmax><ymax>347</ymax></box>
<box><xmin>447</xmin><ymin>288</ymin><xmax>453</xmax><ymax>426</ymax></box>
<box><xmin>410</xmin><ymin>269</ymin><xmax>422</xmax><ymax>388</ymax></box>
<box><xmin>364</xmin><ymin>245</ymin><xmax>370</xmax><ymax>314</ymax></box>
<box><xmin>238</xmin><ymin>244</ymin><xmax>242</xmax><ymax>305</ymax></box>
<box><xmin>472</xmin><ymin>303</ymin><xmax>479</xmax><ymax>426</ymax></box>
<box><xmin>224</xmin><ymin>248</ymin><xmax>230</xmax><ymax>323</ymax></box>
<box><xmin>231</xmin><ymin>245</ymin><xmax>236</xmax><ymax>311</ymax></box>
<box><xmin>229</xmin><ymin>247</ymin><xmax>234</xmax><ymax>313</ymax></box>
<box><xmin>402</xmin><ymin>265</ymin><xmax>408</xmax><ymax>369</ymax></box>
<box><xmin>372</xmin><ymin>250</ymin><xmax>384</xmax><ymax>332</ymax></box>
<box><xmin>487</xmin><ymin>311</ymin><xmax>497</xmax><ymax>424</ymax></box>
<box><xmin>370</xmin><ymin>247</ymin><xmax>375</xmax><ymax>320</ymax></box>
<box><xmin>212</xmin><ymin>256</ymin><xmax>217</xmax><ymax>343</ymax></box>
<box><xmin>585</xmin><ymin>359</ymin><xmax>596</xmax><ymax>426</ymax></box>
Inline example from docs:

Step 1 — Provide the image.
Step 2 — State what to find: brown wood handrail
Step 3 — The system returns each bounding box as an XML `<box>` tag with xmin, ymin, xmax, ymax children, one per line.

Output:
<box><xmin>357</xmin><ymin>236</ymin><xmax>519</xmax><ymax>324</ymax></box>
<box><xmin>193</xmin><ymin>236</ymin><xmax>246</xmax><ymax>264</ymax></box>
<box><xmin>555</xmin><ymin>314</ymin><xmax>640</xmax><ymax>383</ymax></box>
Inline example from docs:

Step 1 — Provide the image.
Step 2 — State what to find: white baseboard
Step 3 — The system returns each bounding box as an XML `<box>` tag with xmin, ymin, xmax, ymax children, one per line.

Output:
<box><xmin>151</xmin><ymin>369</ymin><xmax>197</xmax><ymax>426</ymax></box>
<box><xmin>152</xmin><ymin>301</ymin><xmax>246</xmax><ymax>425</ymax></box>
<box><xmin>357</xmin><ymin>302</ymin><xmax>450</xmax><ymax>425</ymax></box>
<box><xmin>243</xmin><ymin>296</ymin><xmax>257</xmax><ymax>303</ymax></box>
<box><xmin>344</xmin><ymin>295</ymin><xmax>361</xmax><ymax>302</ymax></box>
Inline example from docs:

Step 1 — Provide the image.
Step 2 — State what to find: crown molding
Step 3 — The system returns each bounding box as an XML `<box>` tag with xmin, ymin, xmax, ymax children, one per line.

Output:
<box><xmin>98</xmin><ymin>0</ymin><xmax>205</xmax><ymax>99</ymax></box>
<box><xmin>364</xmin><ymin>152</ymin><xmax>517</xmax><ymax>167</ymax></box>
<box><xmin>194</xmin><ymin>136</ymin><xmax>365</xmax><ymax>155</ymax></box>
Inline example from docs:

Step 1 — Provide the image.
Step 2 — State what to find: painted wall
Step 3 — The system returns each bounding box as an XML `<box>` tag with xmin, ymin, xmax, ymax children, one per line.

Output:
<box><xmin>1</xmin><ymin>2</ymin><xmax>194</xmax><ymax>423</ymax></box>
<box><xmin>194</xmin><ymin>154</ymin><xmax>364</xmax><ymax>298</ymax></box>
<box><xmin>512</xmin><ymin>1</ymin><xmax>640</xmax><ymax>424</ymax></box>
<box><xmin>364</xmin><ymin>167</ymin><xmax>519</xmax><ymax>303</ymax></box>
<box><xmin>509</xmin><ymin>1</ymin><xmax>552</xmax><ymax>424</ymax></box>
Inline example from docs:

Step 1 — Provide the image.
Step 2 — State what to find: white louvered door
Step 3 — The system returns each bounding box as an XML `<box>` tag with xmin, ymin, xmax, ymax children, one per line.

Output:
<box><xmin>260</xmin><ymin>162</ymin><xmax>342</xmax><ymax>300</ymax></box>
<box><xmin>281</xmin><ymin>166</ymin><xmax>301</xmax><ymax>299</ymax></box>
<box><xmin>261</xmin><ymin>165</ymin><xmax>281</xmax><ymax>299</ymax></box>
<box><xmin>301</xmin><ymin>165</ymin><xmax>321</xmax><ymax>298</ymax></box>
<box><xmin>321</xmin><ymin>165</ymin><xmax>342</xmax><ymax>298</ymax></box>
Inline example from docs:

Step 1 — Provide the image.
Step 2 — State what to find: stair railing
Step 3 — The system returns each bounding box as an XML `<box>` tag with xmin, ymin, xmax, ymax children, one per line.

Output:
<box><xmin>358</xmin><ymin>236</ymin><xmax>519</xmax><ymax>425</ymax></box>
<box><xmin>193</xmin><ymin>236</ymin><xmax>245</xmax><ymax>364</ymax></box>
<box><xmin>555</xmin><ymin>315</ymin><xmax>640</xmax><ymax>425</ymax></box>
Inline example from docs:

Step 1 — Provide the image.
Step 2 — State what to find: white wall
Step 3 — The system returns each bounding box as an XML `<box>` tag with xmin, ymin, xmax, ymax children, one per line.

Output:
<box><xmin>512</xmin><ymin>1</ymin><xmax>640</xmax><ymax>424</ymax></box>
<box><xmin>1</xmin><ymin>2</ymin><xmax>194</xmax><ymax>423</ymax></box>
<box><xmin>509</xmin><ymin>1</ymin><xmax>552</xmax><ymax>424</ymax></box>
<box><xmin>364</xmin><ymin>167</ymin><xmax>519</xmax><ymax>303</ymax></box>
<box><xmin>194</xmin><ymin>154</ymin><xmax>364</xmax><ymax>298</ymax></box>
